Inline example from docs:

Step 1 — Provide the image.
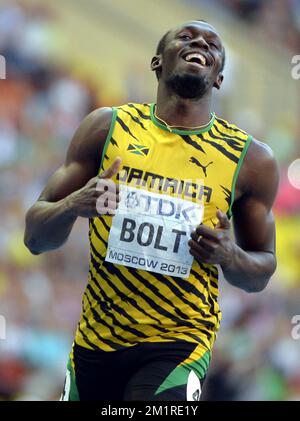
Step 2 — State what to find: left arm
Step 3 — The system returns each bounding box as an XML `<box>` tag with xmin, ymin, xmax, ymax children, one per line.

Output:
<box><xmin>188</xmin><ymin>139</ymin><xmax>279</xmax><ymax>293</ymax></box>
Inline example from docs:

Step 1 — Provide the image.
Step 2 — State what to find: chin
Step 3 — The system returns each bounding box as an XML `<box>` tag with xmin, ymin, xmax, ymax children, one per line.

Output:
<box><xmin>167</xmin><ymin>72</ymin><xmax>210</xmax><ymax>99</ymax></box>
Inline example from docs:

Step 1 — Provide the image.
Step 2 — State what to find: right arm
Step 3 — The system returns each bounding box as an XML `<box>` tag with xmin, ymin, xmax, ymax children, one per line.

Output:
<box><xmin>24</xmin><ymin>107</ymin><xmax>121</xmax><ymax>255</ymax></box>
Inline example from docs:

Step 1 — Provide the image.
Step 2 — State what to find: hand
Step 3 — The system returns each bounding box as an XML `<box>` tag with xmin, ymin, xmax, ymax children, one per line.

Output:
<box><xmin>188</xmin><ymin>210</ymin><xmax>234</xmax><ymax>266</ymax></box>
<box><xmin>66</xmin><ymin>157</ymin><xmax>122</xmax><ymax>218</ymax></box>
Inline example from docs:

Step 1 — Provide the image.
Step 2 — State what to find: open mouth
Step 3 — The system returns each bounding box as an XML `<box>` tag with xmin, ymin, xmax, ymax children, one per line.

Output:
<box><xmin>182</xmin><ymin>53</ymin><xmax>208</xmax><ymax>67</ymax></box>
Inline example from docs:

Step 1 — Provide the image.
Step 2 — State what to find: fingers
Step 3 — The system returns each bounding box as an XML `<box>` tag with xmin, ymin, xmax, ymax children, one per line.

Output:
<box><xmin>95</xmin><ymin>190</ymin><xmax>121</xmax><ymax>202</ymax></box>
<box><xmin>96</xmin><ymin>178</ymin><xmax>120</xmax><ymax>195</ymax></box>
<box><xmin>71</xmin><ymin>165</ymin><xmax>122</xmax><ymax>218</ymax></box>
<box><xmin>194</xmin><ymin>224</ymin><xmax>221</xmax><ymax>242</ymax></box>
<box><xmin>192</xmin><ymin>211</ymin><xmax>230</xmax><ymax>242</ymax></box>
<box><xmin>188</xmin><ymin>239</ymin><xmax>212</xmax><ymax>261</ymax></box>
<box><xmin>96</xmin><ymin>187</ymin><xmax>120</xmax><ymax>214</ymax></box>
<box><xmin>190</xmin><ymin>232</ymin><xmax>217</xmax><ymax>252</ymax></box>
<box><xmin>82</xmin><ymin>183</ymin><xmax>120</xmax><ymax>217</ymax></box>
<box><xmin>100</xmin><ymin>157</ymin><xmax>122</xmax><ymax>179</ymax></box>
<box><xmin>216</xmin><ymin>210</ymin><xmax>230</xmax><ymax>229</ymax></box>
<box><xmin>188</xmin><ymin>233</ymin><xmax>219</xmax><ymax>263</ymax></box>
<box><xmin>189</xmin><ymin>211</ymin><xmax>231</xmax><ymax>264</ymax></box>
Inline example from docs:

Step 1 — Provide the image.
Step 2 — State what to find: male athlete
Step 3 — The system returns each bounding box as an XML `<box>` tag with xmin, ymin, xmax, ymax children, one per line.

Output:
<box><xmin>24</xmin><ymin>20</ymin><xmax>279</xmax><ymax>401</ymax></box>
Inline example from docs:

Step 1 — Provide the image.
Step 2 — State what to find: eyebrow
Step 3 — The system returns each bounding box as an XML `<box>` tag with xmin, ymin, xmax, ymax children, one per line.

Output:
<box><xmin>176</xmin><ymin>26</ymin><xmax>222</xmax><ymax>46</ymax></box>
<box><xmin>177</xmin><ymin>25</ymin><xmax>221</xmax><ymax>39</ymax></box>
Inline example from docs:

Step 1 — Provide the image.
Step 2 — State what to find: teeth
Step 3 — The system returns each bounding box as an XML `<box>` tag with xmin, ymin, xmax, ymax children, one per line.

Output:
<box><xmin>185</xmin><ymin>53</ymin><xmax>206</xmax><ymax>66</ymax></box>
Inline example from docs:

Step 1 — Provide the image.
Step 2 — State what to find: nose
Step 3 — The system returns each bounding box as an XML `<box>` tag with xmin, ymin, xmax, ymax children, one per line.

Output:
<box><xmin>190</xmin><ymin>36</ymin><xmax>209</xmax><ymax>51</ymax></box>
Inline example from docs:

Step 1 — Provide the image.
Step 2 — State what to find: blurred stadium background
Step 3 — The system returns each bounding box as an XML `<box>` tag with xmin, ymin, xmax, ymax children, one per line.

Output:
<box><xmin>0</xmin><ymin>0</ymin><xmax>300</xmax><ymax>401</ymax></box>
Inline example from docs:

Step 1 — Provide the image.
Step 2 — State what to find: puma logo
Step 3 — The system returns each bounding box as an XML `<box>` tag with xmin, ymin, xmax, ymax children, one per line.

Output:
<box><xmin>189</xmin><ymin>157</ymin><xmax>213</xmax><ymax>177</ymax></box>
<box><xmin>186</xmin><ymin>370</ymin><xmax>201</xmax><ymax>401</ymax></box>
<box><xmin>192</xmin><ymin>389</ymin><xmax>200</xmax><ymax>401</ymax></box>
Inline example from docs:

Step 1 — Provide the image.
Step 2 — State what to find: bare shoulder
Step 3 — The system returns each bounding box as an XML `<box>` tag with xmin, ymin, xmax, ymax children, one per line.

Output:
<box><xmin>75</xmin><ymin>107</ymin><xmax>113</xmax><ymax>139</ymax></box>
<box><xmin>236</xmin><ymin>137</ymin><xmax>279</xmax><ymax>204</ymax></box>
<box><xmin>66</xmin><ymin>107</ymin><xmax>114</xmax><ymax>165</ymax></box>
<box><xmin>246</xmin><ymin>138</ymin><xmax>276</xmax><ymax>167</ymax></box>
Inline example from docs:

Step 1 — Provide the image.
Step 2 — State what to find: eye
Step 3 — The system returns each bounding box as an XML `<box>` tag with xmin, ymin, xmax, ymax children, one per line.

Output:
<box><xmin>209</xmin><ymin>42</ymin><xmax>218</xmax><ymax>49</ymax></box>
<box><xmin>178</xmin><ymin>34</ymin><xmax>192</xmax><ymax>40</ymax></box>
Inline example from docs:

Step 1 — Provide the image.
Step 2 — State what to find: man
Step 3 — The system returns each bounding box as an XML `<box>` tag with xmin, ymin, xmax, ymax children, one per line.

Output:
<box><xmin>24</xmin><ymin>20</ymin><xmax>279</xmax><ymax>401</ymax></box>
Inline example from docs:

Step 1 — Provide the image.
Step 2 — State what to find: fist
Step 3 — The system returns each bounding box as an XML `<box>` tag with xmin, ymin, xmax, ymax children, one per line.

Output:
<box><xmin>68</xmin><ymin>157</ymin><xmax>122</xmax><ymax>218</ymax></box>
<box><xmin>188</xmin><ymin>210</ymin><xmax>233</xmax><ymax>266</ymax></box>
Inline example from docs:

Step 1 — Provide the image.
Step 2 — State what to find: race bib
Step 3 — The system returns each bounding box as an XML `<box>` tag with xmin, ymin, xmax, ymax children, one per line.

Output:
<box><xmin>105</xmin><ymin>186</ymin><xmax>203</xmax><ymax>278</ymax></box>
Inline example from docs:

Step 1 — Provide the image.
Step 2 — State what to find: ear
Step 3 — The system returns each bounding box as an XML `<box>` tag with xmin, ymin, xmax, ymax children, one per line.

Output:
<box><xmin>151</xmin><ymin>55</ymin><xmax>162</xmax><ymax>72</ymax></box>
<box><xmin>213</xmin><ymin>73</ymin><xmax>224</xmax><ymax>90</ymax></box>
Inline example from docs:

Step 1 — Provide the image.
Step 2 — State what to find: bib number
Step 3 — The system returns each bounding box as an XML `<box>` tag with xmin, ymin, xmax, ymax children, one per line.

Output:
<box><xmin>105</xmin><ymin>186</ymin><xmax>203</xmax><ymax>278</ymax></box>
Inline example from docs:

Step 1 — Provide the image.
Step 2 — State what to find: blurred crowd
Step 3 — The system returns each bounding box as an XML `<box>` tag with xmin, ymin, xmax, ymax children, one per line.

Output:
<box><xmin>0</xmin><ymin>0</ymin><xmax>300</xmax><ymax>401</ymax></box>
<box><xmin>0</xmin><ymin>1</ymin><xmax>97</xmax><ymax>400</ymax></box>
<box><xmin>217</xmin><ymin>0</ymin><xmax>300</xmax><ymax>52</ymax></box>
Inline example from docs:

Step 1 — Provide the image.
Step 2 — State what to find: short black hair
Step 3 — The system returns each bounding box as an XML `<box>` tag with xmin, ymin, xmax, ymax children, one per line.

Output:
<box><xmin>154</xmin><ymin>20</ymin><xmax>226</xmax><ymax>79</ymax></box>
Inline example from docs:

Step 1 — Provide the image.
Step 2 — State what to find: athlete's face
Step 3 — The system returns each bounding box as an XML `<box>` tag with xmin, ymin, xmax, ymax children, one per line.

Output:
<box><xmin>152</xmin><ymin>21</ymin><xmax>224</xmax><ymax>98</ymax></box>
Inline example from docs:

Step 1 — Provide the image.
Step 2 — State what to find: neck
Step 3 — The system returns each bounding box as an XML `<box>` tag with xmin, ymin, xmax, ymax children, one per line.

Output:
<box><xmin>155</xmin><ymin>82</ymin><xmax>212</xmax><ymax>129</ymax></box>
